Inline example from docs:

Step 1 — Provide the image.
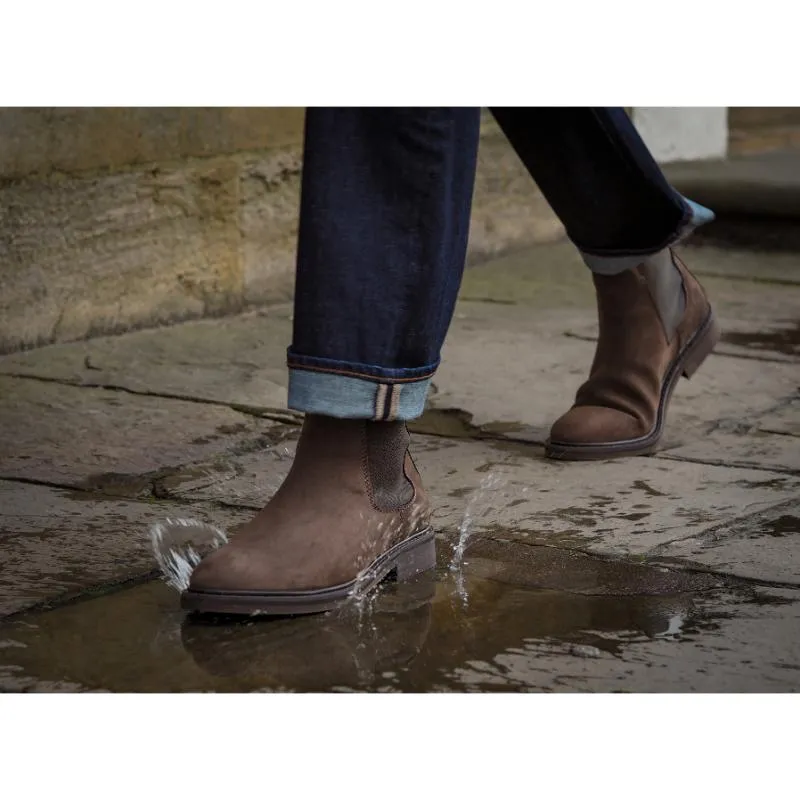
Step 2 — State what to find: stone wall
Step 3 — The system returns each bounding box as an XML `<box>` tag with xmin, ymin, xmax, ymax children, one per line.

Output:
<box><xmin>0</xmin><ymin>109</ymin><xmax>305</xmax><ymax>353</ymax></box>
<box><xmin>728</xmin><ymin>107</ymin><xmax>800</xmax><ymax>155</ymax></box>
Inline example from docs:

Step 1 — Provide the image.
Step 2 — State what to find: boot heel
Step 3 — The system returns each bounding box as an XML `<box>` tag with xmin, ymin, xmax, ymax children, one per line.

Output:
<box><xmin>394</xmin><ymin>532</ymin><xmax>436</xmax><ymax>582</ymax></box>
<box><xmin>682</xmin><ymin>312</ymin><xmax>721</xmax><ymax>379</ymax></box>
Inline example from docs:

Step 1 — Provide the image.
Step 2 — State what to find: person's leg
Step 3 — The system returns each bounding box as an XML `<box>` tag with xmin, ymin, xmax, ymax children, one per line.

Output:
<box><xmin>183</xmin><ymin>108</ymin><xmax>482</xmax><ymax>615</ymax></box>
<box><xmin>490</xmin><ymin>107</ymin><xmax>719</xmax><ymax>459</ymax></box>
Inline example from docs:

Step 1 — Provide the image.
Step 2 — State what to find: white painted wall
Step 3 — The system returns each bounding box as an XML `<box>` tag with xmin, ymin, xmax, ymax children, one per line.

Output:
<box><xmin>632</xmin><ymin>107</ymin><xmax>728</xmax><ymax>164</ymax></box>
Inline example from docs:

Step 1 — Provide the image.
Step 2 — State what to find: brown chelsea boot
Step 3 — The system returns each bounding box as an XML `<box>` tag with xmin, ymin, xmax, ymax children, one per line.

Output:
<box><xmin>546</xmin><ymin>250</ymin><xmax>719</xmax><ymax>460</ymax></box>
<box><xmin>182</xmin><ymin>415</ymin><xmax>434</xmax><ymax>615</ymax></box>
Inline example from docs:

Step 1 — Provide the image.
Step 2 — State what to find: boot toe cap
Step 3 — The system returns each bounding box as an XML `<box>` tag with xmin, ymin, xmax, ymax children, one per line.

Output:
<box><xmin>186</xmin><ymin>543</ymin><xmax>344</xmax><ymax>594</ymax></box>
<box><xmin>187</xmin><ymin>547</ymin><xmax>264</xmax><ymax>593</ymax></box>
<box><xmin>549</xmin><ymin>405</ymin><xmax>648</xmax><ymax>446</ymax></box>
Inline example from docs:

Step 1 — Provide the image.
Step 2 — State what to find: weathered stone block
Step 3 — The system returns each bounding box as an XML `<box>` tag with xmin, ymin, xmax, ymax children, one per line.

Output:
<box><xmin>0</xmin><ymin>108</ymin><xmax>305</xmax><ymax>179</ymax></box>
<box><xmin>0</xmin><ymin>148</ymin><xmax>304</xmax><ymax>352</ymax></box>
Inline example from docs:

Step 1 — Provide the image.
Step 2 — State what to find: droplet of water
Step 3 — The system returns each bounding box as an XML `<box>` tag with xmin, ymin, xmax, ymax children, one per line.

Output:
<box><xmin>450</xmin><ymin>472</ymin><xmax>505</xmax><ymax>572</ymax></box>
<box><xmin>653</xmin><ymin>611</ymin><xmax>688</xmax><ymax>638</ymax></box>
<box><xmin>148</xmin><ymin>518</ymin><xmax>229</xmax><ymax>592</ymax></box>
<box><xmin>568</xmin><ymin>644</ymin><xmax>603</xmax><ymax>659</ymax></box>
<box><xmin>449</xmin><ymin>471</ymin><xmax>506</xmax><ymax>605</ymax></box>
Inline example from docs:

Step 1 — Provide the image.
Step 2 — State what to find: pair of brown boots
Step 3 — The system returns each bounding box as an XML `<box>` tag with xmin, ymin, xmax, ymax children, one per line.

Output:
<box><xmin>183</xmin><ymin>252</ymin><xmax>719</xmax><ymax>616</ymax></box>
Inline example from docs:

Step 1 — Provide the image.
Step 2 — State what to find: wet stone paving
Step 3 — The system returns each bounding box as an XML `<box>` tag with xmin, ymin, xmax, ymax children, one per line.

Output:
<box><xmin>0</xmin><ymin>241</ymin><xmax>799</xmax><ymax>692</ymax></box>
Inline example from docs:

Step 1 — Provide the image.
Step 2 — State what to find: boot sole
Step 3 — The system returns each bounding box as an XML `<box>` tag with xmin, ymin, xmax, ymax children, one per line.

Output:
<box><xmin>180</xmin><ymin>527</ymin><xmax>436</xmax><ymax>617</ymax></box>
<box><xmin>545</xmin><ymin>307</ymin><xmax>720</xmax><ymax>461</ymax></box>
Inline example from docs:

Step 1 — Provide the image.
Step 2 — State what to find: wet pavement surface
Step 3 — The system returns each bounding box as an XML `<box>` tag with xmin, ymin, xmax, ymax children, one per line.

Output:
<box><xmin>1</xmin><ymin>240</ymin><xmax>798</xmax><ymax>692</ymax></box>
<box><xmin>3</xmin><ymin>541</ymin><xmax>798</xmax><ymax>693</ymax></box>
<box><xmin>721</xmin><ymin>320</ymin><xmax>800</xmax><ymax>359</ymax></box>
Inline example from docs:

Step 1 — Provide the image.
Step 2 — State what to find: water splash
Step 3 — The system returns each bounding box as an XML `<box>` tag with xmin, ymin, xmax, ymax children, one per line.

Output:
<box><xmin>450</xmin><ymin>471</ymin><xmax>505</xmax><ymax>572</ymax></box>
<box><xmin>148</xmin><ymin>518</ymin><xmax>229</xmax><ymax>592</ymax></box>
<box><xmin>347</xmin><ymin>551</ymin><xmax>385</xmax><ymax>637</ymax></box>
<box><xmin>449</xmin><ymin>472</ymin><xmax>506</xmax><ymax>604</ymax></box>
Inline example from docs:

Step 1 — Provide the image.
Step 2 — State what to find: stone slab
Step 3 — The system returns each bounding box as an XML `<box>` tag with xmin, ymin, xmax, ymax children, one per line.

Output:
<box><xmin>683</xmin><ymin>244</ymin><xmax>800</xmax><ymax>287</ymax></box>
<box><xmin>758</xmin><ymin>398</ymin><xmax>800</xmax><ymax>437</ymax></box>
<box><xmin>0</xmin><ymin>479</ymin><xmax>252</xmax><ymax>618</ymax></box>
<box><xmin>654</xmin><ymin>500</ymin><xmax>800</xmax><ymax>585</ymax></box>
<box><xmin>0</xmin><ymin>307</ymin><xmax>294</xmax><ymax>412</ymax></box>
<box><xmin>0</xmin><ymin>376</ymin><xmax>285</xmax><ymax>492</ymax></box>
<box><xmin>656</xmin><ymin>430</ymin><xmax>800</xmax><ymax>475</ymax></box>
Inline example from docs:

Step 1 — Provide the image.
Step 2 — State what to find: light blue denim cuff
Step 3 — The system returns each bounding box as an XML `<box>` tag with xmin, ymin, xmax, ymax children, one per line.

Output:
<box><xmin>288</xmin><ymin>368</ymin><xmax>431</xmax><ymax>421</ymax></box>
<box><xmin>581</xmin><ymin>196</ymin><xmax>715</xmax><ymax>276</ymax></box>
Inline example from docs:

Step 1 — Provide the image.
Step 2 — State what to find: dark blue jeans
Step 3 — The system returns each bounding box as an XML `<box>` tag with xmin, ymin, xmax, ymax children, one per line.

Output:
<box><xmin>287</xmin><ymin>108</ymin><xmax>713</xmax><ymax>421</ymax></box>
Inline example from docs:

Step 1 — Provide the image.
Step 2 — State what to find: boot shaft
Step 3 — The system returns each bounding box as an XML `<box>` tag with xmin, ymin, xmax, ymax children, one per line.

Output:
<box><xmin>297</xmin><ymin>415</ymin><xmax>414</xmax><ymax>511</ymax></box>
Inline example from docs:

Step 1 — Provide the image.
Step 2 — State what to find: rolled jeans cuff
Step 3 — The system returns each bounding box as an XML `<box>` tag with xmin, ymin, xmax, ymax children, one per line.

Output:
<box><xmin>286</xmin><ymin>352</ymin><xmax>435</xmax><ymax>421</ymax></box>
<box><xmin>581</xmin><ymin>196</ymin><xmax>716</xmax><ymax>276</ymax></box>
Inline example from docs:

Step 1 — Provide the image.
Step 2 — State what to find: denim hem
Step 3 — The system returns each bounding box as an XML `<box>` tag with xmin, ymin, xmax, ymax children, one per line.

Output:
<box><xmin>580</xmin><ymin>196</ymin><xmax>716</xmax><ymax>275</ymax></box>
<box><xmin>287</xmin><ymin>348</ymin><xmax>438</xmax><ymax>382</ymax></box>
<box><xmin>288</xmin><ymin>368</ymin><xmax>431</xmax><ymax>421</ymax></box>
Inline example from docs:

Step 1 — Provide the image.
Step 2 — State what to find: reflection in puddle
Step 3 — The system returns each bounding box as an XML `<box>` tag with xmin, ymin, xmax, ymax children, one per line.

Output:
<box><xmin>2</xmin><ymin>536</ymin><xmax>797</xmax><ymax>692</ymax></box>
<box><xmin>184</xmin><ymin>575</ymin><xmax>439</xmax><ymax>691</ymax></box>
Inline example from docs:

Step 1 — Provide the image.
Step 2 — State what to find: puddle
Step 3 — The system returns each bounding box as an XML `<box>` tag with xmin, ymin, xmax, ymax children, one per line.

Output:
<box><xmin>410</xmin><ymin>407</ymin><xmax>540</xmax><ymax>443</ymax></box>
<box><xmin>1</xmin><ymin>537</ymin><xmax>798</xmax><ymax>692</ymax></box>
<box><xmin>632</xmin><ymin>480</ymin><xmax>667</xmax><ymax>498</ymax></box>
<box><xmin>721</xmin><ymin>321</ymin><xmax>800</xmax><ymax>358</ymax></box>
<box><xmin>78</xmin><ymin>472</ymin><xmax>154</xmax><ymax>498</ymax></box>
<box><xmin>748</xmin><ymin>513</ymin><xmax>799</xmax><ymax>539</ymax></box>
<box><xmin>411</xmin><ymin>407</ymin><xmax>481</xmax><ymax>438</ymax></box>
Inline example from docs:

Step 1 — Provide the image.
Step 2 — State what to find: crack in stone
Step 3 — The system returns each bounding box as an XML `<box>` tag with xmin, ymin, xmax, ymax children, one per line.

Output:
<box><xmin>654</xmin><ymin>451</ymin><xmax>800</xmax><ymax>477</ymax></box>
<box><xmin>648</xmin><ymin>497</ymin><xmax>800</xmax><ymax>553</ymax></box>
<box><xmin>1</xmin><ymin>371</ymin><xmax>302</xmax><ymax>425</ymax></box>
<box><xmin>468</xmin><ymin>530</ymin><xmax>800</xmax><ymax>592</ymax></box>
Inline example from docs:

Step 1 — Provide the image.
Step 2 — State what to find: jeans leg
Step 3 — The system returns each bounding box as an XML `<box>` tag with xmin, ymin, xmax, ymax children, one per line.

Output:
<box><xmin>288</xmin><ymin>108</ymin><xmax>481</xmax><ymax>420</ymax></box>
<box><xmin>489</xmin><ymin>107</ymin><xmax>714</xmax><ymax>272</ymax></box>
